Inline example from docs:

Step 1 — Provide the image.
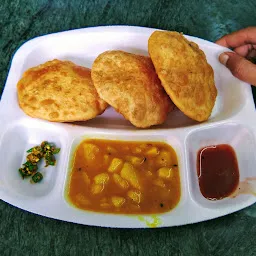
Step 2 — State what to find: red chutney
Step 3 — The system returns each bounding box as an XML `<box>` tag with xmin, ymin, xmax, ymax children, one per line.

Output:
<box><xmin>197</xmin><ymin>144</ymin><xmax>239</xmax><ymax>200</ymax></box>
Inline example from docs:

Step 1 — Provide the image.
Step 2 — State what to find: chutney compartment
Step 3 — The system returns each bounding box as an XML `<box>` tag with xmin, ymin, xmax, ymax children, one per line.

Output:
<box><xmin>186</xmin><ymin>123</ymin><xmax>256</xmax><ymax>208</ymax></box>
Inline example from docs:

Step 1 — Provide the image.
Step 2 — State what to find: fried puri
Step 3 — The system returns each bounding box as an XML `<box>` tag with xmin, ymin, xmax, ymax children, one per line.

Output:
<box><xmin>17</xmin><ymin>59</ymin><xmax>108</xmax><ymax>122</ymax></box>
<box><xmin>91</xmin><ymin>51</ymin><xmax>174</xmax><ymax>128</ymax></box>
<box><xmin>148</xmin><ymin>31</ymin><xmax>217</xmax><ymax>121</ymax></box>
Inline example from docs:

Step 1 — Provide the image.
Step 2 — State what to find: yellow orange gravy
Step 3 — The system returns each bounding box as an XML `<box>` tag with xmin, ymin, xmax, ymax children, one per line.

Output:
<box><xmin>67</xmin><ymin>139</ymin><xmax>181</xmax><ymax>214</ymax></box>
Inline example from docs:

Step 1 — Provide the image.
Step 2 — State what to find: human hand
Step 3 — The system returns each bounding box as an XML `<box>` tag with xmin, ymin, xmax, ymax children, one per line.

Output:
<box><xmin>216</xmin><ymin>27</ymin><xmax>256</xmax><ymax>85</ymax></box>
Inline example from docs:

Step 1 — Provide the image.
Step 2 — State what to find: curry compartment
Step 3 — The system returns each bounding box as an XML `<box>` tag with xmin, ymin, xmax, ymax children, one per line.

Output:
<box><xmin>0</xmin><ymin>121</ymin><xmax>67</xmax><ymax>197</ymax></box>
<box><xmin>64</xmin><ymin>134</ymin><xmax>186</xmax><ymax>215</ymax></box>
<box><xmin>186</xmin><ymin>123</ymin><xmax>256</xmax><ymax>209</ymax></box>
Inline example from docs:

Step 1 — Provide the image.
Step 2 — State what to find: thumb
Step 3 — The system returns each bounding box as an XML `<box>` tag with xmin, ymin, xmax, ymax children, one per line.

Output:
<box><xmin>219</xmin><ymin>52</ymin><xmax>256</xmax><ymax>86</ymax></box>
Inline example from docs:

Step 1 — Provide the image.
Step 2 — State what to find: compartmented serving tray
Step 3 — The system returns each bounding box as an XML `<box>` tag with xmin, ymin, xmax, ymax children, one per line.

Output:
<box><xmin>0</xmin><ymin>26</ymin><xmax>255</xmax><ymax>228</ymax></box>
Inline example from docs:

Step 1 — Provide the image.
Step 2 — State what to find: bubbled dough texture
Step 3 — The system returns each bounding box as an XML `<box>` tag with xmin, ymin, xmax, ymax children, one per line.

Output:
<box><xmin>17</xmin><ymin>59</ymin><xmax>108</xmax><ymax>122</ymax></box>
<box><xmin>148</xmin><ymin>31</ymin><xmax>217</xmax><ymax>122</ymax></box>
<box><xmin>91</xmin><ymin>51</ymin><xmax>174</xmax><ymax>128</ymax></box>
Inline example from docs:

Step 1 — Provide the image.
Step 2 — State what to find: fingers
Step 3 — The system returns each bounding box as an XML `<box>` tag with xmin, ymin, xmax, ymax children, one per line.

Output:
<box><xmin>219</xmin><ymin>52</ymin><xmax>256</xmax><ymax>86</ymax></box>
<box><xmin>216</xmin><ymin>27</ymin><xmax>256</xmax><ymax>49</ymax></box>
<box><xmin>234</xmin><ymin>44</ymin><xmax>256</xmax><ymax>57</ymax></box>
<box><xmin>216</xmin><ymin>27</ymin><xmax>256</xmax><ymax>86</ymax></box>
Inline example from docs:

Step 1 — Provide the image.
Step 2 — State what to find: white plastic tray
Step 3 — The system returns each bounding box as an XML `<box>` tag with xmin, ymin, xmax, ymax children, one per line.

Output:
<box><xmin>0</xmin><ymin>26</ymin><xmax>256</xmax><ymax>228</ymax></box>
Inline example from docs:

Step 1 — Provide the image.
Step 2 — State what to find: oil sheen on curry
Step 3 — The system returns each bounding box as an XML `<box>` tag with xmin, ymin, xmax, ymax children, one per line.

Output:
<box><xmin>67</xmin><ymin>139</ymin><xmax>181</xmax><ymax>214</ymax></box>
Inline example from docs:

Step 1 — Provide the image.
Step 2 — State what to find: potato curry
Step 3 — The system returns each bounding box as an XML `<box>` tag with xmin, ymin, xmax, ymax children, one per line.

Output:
<box><xmin>67</xmin><ymin>139</ymin><xmax>181</xmax><ymax>214</ymax></box>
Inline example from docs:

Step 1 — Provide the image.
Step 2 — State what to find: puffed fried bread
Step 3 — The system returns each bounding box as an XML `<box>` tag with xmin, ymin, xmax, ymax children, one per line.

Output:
<box><xmin>17</xmin><ymin>59</ymin><xmax>108</xmax><ymax>122</ymax></box>
<box><xmin>91</xmin><ymin>50</ymin><xmax>174</xmax><ymax>128</ymax></box>
<box><xmin>148</xmin><ymin>31</ymin><xmax>217</xmax><ymax>121</ymax></box>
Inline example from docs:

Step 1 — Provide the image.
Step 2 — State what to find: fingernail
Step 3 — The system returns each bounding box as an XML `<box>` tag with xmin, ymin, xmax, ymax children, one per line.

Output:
<box><xmin>219</xmin><ymin>53</ymin><xmax>229</xmax><ymax>66</ymax></box>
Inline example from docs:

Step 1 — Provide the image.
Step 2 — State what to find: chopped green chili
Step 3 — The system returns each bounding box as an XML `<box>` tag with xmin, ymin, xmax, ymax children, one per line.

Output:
<box><xmin>44</xmin><ymin>152</ymin><xmax>56</xmax><ymax>167</ymax></box>
<box><xmin>26</xmin><ymin>148</ymin><xmax>33</xmax><ymax>153</ymax></box>
<box><xmin>31</xmin><ymin>172</ymin><xmax>43</xmax><ymax>183</ymax></box>
<box><xmin>52</xmin><ymin>148</ymin><xmax>60</xmax><ymax>154</ymax></box>
<box><xmin>18</xmin><ymin>141</ymin><xmax>60</xmax><ymax>184</ymax></box>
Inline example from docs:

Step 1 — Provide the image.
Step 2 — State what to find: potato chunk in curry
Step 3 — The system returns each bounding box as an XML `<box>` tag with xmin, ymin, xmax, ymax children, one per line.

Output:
<box><xmin>113</xmin><ymin>174</ymin><xmax>129</xmax><ymax>190</ymax></box>
<box><xmin>120</xmin><ymin>162</ymin><xmax>141</xmax><ymax>189</ymax></box>
<box><xmin>83</xmin><ymin>143</ymin><xmax>99</xmax><ymax>162</ymax></box>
